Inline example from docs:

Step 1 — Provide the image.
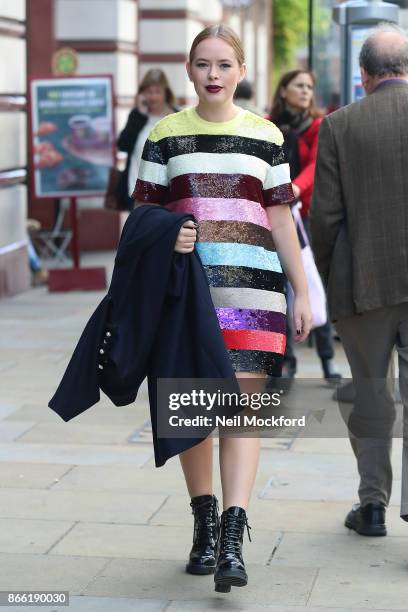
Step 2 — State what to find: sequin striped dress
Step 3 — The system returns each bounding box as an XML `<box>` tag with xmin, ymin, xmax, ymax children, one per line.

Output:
<box><xmin>133</xmin><ymin>107</ymin><xmax>295</xmax><ymax>375</ymax></box>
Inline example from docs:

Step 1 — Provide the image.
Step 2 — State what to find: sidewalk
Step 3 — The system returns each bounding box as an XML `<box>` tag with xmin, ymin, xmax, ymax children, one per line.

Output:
<box><xmin>0</xmin><ymin>252</ymin><xmax>406</xmax><ymax>612</ymax></box>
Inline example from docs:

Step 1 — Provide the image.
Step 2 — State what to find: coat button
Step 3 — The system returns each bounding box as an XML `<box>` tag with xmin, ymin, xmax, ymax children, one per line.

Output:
<box><xmin>99</xmin><ymin>349</ymin><xmax>104</xmax><ymax>354</ymax></box>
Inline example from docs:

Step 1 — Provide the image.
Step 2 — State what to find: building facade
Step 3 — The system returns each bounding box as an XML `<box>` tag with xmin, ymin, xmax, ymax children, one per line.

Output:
<box><xmin>0</xmin><ymin>1</ymin><xmax>29</xmax><ymax>296</ymax></box>
<box><xmin>1</xmin><ymin>0</ymin><xmax>272</xmax><ymax>297</ymax></box>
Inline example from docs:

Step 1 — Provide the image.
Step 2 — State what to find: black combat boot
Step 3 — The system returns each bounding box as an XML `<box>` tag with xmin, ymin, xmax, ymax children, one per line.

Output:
<box><xmin>186</xmin><ymin>494</ymin><xmax>220</xmax><ymax>575</ymax></box>
<box><xmin>214</xmin><ymin>506</ymin><xmax>252</xmax><ymax>592</ymax></box>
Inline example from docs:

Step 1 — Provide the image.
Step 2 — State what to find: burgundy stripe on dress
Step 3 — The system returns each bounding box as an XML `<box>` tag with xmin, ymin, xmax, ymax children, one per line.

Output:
<box><xmin>132</xmin><ymin>179</ymin><xmax>167</xmax><ymax>204</ymax></box>
<box><xmin>263</xmin><ymin>183</ymin><xmax>295</xmax><ymax>207</ymax></box>
<box><xmin>168</xmin><ymin>173</ymin><xmax>264</xmax><ymax>204</ymax></box>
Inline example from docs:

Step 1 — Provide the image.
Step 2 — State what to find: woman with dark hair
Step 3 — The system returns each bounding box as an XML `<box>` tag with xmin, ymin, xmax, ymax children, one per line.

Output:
<box><xmin>116</xmin><ymin>69</ymin><xmax>177</xmax><ymax>210</ymax></box>
<box><xmin>269</xmin><ymin>70</ymin><xmax>342</xmax><ymax>382</ymax></box>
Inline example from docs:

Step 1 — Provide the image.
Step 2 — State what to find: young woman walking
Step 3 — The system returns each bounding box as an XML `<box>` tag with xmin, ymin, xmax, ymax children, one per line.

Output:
<box><xmin>133</xmin><ymin>25</ymin><xmax>312</xmax><ymax>593</ymax></box>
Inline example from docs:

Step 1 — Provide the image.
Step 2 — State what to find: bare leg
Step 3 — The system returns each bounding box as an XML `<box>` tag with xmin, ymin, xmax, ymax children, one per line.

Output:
<box><xmin>179</xmin><ymin>436</ymin><xmax>213</xmax><ymax>498</ymax></box>
<box><xmin>219</xmin><ymin>372</ymin><xmax>263</xmax><ymax>510</ymax></box>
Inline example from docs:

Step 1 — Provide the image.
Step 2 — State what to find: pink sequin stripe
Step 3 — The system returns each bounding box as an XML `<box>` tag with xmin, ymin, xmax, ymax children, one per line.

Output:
<box><xmin>166</xmin><ymin>198</ymin><xmax>271</xmax><ymax>230</ymax></box>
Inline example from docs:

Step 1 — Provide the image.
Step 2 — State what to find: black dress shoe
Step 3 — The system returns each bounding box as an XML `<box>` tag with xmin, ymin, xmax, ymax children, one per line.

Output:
<box><xmin>332</xmin><ymin>380</ymin><xmax>355</xmax><ymax>403</ymax></box>
<box><xmin>186</xmin><ymin>494</ymin><xmax>220</xmax><ymax>575</ymax></box>
<box><xmin>321</xmin><ymin>358</ymin><xmax>342</xmax><ymax>385</ymax></box>
<box><xmin>345</xmin><ymin>502</ymin><xmax>387</xmax><ymax>536</ymax></box>
<box><xmin>214</xmin><ymin>506</ymin><xmax>252</xmax><ymax>593</ymax></box>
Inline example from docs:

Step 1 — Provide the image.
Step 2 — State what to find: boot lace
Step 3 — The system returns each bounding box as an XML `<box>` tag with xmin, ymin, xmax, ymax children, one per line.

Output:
<box><xmin>221</xmin><ymin>513</ymin><xmax>252</xmax><ymax>554</ymax></box>
<box><xmin>190</xmin><ymin>497</ymin><xmax>219</xmax><ymax>545</ymax></box>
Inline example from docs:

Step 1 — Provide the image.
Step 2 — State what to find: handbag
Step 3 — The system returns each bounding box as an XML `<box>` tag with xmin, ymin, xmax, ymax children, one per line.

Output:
<box><xmin>287</xmin><ymin>203</ymin><xmax>327</xmax><ymax>331</ymax></box>
<box><xmin>104</xmin><ymin>167</ymin><xmax>123</xmax><ymax>210</ymax></box>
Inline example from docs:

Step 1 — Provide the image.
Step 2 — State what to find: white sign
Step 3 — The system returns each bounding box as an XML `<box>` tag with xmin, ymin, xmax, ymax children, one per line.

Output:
<box><xmin>349</xmin><ymin>26</ymin><xmax>372</xmax><ymax>102</ymax></box>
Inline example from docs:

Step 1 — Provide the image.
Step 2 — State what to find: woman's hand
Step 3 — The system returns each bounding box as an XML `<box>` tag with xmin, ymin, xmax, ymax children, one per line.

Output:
<box><xmin>174</xmin><ymin>220</ymin><xmax>198</xmax><ymax>253</ymax></box>
<box><xmin>293</xmin><ymin>293</ymin><xmax>312</xmax><ymax>342</ymax></box>
<box><xmin>292</xmin><ymin>183</ymin><xmax>301</xmax><ymax>199</ymax></box>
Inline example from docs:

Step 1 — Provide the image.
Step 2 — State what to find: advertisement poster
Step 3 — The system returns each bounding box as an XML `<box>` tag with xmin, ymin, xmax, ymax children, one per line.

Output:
<box><xmin>30</xmin><ymin>76</ymin><xmax>114</xmax><ymax>198</ymax></box>
<box><xmin>350</xmin><ymin>26</ymin><xmax>372</xmax><ymax>103</ymax></box>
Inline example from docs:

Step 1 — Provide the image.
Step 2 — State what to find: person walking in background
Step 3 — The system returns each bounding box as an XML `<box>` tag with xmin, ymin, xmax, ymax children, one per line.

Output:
<box><xmin>116</xmin><ymin>69</ymin><xmax>177</xmax><ymax>210</ymax></box>
<box><xmin>269</xmin><ymin>70</ymin><xmax>342</xmax><ymax>383</ymax></box>
<box><xmin>26</xmin><ymin>219</ymin><xmax>48</xmax><ymax>286</ymax></box>
<box><xmin>133</xmin><ymin>24</ymin><xmax>311</xmax><ymax>592</ymax></box>
<box><xmin>233</xmin><ymin>79</ymin><xmax>264</xmax><ymax>116</ymax></box>
<box><xmin>311</xmin><ymin>23</ymin><xmax>408</xmax><ymax>537</ymax></box>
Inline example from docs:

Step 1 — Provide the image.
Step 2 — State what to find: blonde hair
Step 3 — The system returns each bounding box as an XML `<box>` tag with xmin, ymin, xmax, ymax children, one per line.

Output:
<box><xmin>138</xmin><ymin>68</ymin><xmax>176</xmax><ymax>107</ymax></box>
<box><xmin>189</xmin><ymin>24</ymin><xmax>245</xmax><ymax>66</ymax></box>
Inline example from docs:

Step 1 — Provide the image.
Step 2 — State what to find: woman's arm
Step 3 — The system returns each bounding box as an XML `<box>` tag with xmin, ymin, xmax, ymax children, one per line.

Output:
<box><xmin>292</xmin><ymin>119</ymin><xmax>322</xmax><ymax>202</ymax></box>
<box><xmin>117</xmin><ymin>109</ymin><xmax>145</xmax><ymax>153</ymax></box>
<box><xmin>265</xmin><ymin>203</ymin><xmax>312</xmax><ymax>341</ymax></box>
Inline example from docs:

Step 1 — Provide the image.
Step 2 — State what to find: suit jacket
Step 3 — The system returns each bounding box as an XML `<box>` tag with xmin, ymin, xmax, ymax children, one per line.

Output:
<box><xmin>49</xmin><ymin>204</ymin><xmax>237</xmax><ymax>467</ymax></box>
<box><xmin>310</xmin><ymin>81</ymin><xmax>408</xmax><ymax>321</ymax></box>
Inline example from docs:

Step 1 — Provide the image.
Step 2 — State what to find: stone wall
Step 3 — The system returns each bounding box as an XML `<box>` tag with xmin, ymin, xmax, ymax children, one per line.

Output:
<box><xmin>0</xmin><ymin>0</ymin><xmax>30</xmax><ymax>297</ymax></box>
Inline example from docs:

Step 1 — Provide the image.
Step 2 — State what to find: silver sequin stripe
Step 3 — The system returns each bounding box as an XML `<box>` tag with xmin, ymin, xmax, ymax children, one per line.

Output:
<box><xmin>210</xmin><ymin>287</ymin><xmax>286</xmax><ymax>315</ymax></box>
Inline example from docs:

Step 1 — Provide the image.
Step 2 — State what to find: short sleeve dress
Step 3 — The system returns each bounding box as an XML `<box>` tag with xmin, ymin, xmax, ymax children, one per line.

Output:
<box><xmin>132</xmin><ymin>107</ymin><xmax>295</xmax><ymax>376</ymax></box>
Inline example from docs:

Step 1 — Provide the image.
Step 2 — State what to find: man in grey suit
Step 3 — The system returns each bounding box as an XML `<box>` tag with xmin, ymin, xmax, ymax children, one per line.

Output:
<box><xmin>311</xmin><ymin>23</ymin><xmax>408</xmax><ymax>536</ymax></box>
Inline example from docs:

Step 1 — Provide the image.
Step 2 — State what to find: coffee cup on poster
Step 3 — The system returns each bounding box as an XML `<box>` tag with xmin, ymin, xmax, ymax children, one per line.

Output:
<box><xmin>68</xmin><ymin>115</ymin><xmax>93</xmax><ymax>149</ymax></box>
<box><xmin>91</xmin><ymin>116</ymin><xmax>111</xmax><ymax>148</ymax></box>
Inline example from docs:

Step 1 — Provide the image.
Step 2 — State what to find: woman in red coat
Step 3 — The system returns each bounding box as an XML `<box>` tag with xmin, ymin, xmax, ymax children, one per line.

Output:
<box><xmin>269</xmin><ymin>70</ymin><xmax>342</xmax><ymax>381</ymax></box>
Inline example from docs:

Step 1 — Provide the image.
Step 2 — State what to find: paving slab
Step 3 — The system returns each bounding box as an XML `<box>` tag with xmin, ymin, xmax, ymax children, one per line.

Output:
<box><xmin>148</xmin><ymin>494</ymin><xmax>408</xmax><ymax>539</ymax></box>
<box><xmin>151</xmin><ymin>494</ymin><xmax>348</xmax><ymax>533</ymax></box>
<box><xmin>0</xmin><ymin>462</ymin><xmax>73</xmax><ymax>488</ymax></box>
<box><xmin>257</xmin><ymin>445</ymin><xmax>402</xmax><ymax>504</ymax></box>
<box><xmin>0</xmin><ymin>489</ymin><xmax>165</xmax><ymax>524</ymax></box>
<box><xmin>271</xmin><ymin>532</ymin><xmax>408</xmax><ymax>570</ymax></box>
<box><xmin>4</xmin><ymin>401</ymin><xmax>150</xmax><ymax>426</ymax></box>
<box><xmin>0</xmin><ymin>361</ymin><xmax>18</xmax><ymax>373</ymax></box>
<box><xmin>166</xmin><ymin>603</ymin><xmax>389</xmax><ymax>612</ymax></box>
<box><xmin>0</xmin><ymin>518</ymin><xmax>74</xmax><ymax>554</ymax></box>
<box><xmin>0</xmin><ymin>421</ymin><xmax>36</xmax><ymax>442</ymax></box>
<box><xmin>0</xmin><ymin>403</ymin><xmax>22</xmax><ymax>419</ymax></box>
<box><xmin>84</xmin><ymin>558</ymin><xmax>317</xmax><ymax>606</ymax></box>
<box><xmin>0</xmin><ymin>552</ymin><xmax>110</xmax><ymax>592</ymax></box>
<box><xmin>17</xmin><ymin>423</ymin><xmax>140</xmax><ymax>445</ymax></box>
<box><xmin>0</xmin><ymin>597</ymin><xmax>168</xmax><ymax>612</ymax></box>
<box><xmin>51</xmin><ymin>464</ymin><xmax>191</xmax><ymax>495</ymax></box>
<box><xmin>290</xmin><ymin>437</ymin><xmax>355</xmax><ymax>455</ymax></box>
<box><xmin>309</xmin><ymin>566</ymin><xmax>408</xmax><ymax>610</ymax></box>
<box><xmin>257</xmin><ymin>447</ymin><xmax>358</xmax><ymax>479</ymax></box>
<box><xmin>49</xmin><ymin>522</ymin><xmax>280</xmax><ymax>565</ymax></box>
<box><xmin>248</xmin><ymin>499</ymin><xmax>408</xmax><ymax>537</ymax></box>
<box><xmin>0</xmin><ymin>442</ymin><xmax>153</xmax><ymax>466</ymax></box>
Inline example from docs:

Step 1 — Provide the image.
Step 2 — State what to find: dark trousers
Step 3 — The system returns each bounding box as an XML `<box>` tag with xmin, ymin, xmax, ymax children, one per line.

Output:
<box><xmin>336</xmin><ymin>302</ymin><xmax>408</xmax><ymax>513</ymax></box>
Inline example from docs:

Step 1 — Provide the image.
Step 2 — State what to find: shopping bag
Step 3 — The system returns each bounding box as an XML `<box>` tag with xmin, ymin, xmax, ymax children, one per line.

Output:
<box><xmin>287</xmin><ymin>204</ymin><xmax>327</xmax><ymax>331</ymax></box>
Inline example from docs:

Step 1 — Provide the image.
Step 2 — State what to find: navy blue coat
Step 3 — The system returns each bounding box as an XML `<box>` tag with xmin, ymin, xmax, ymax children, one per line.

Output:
<box><xmin>49</xmin><ymin>204</ymin><xmax>237</xmax><ymax>466</ymax></box>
